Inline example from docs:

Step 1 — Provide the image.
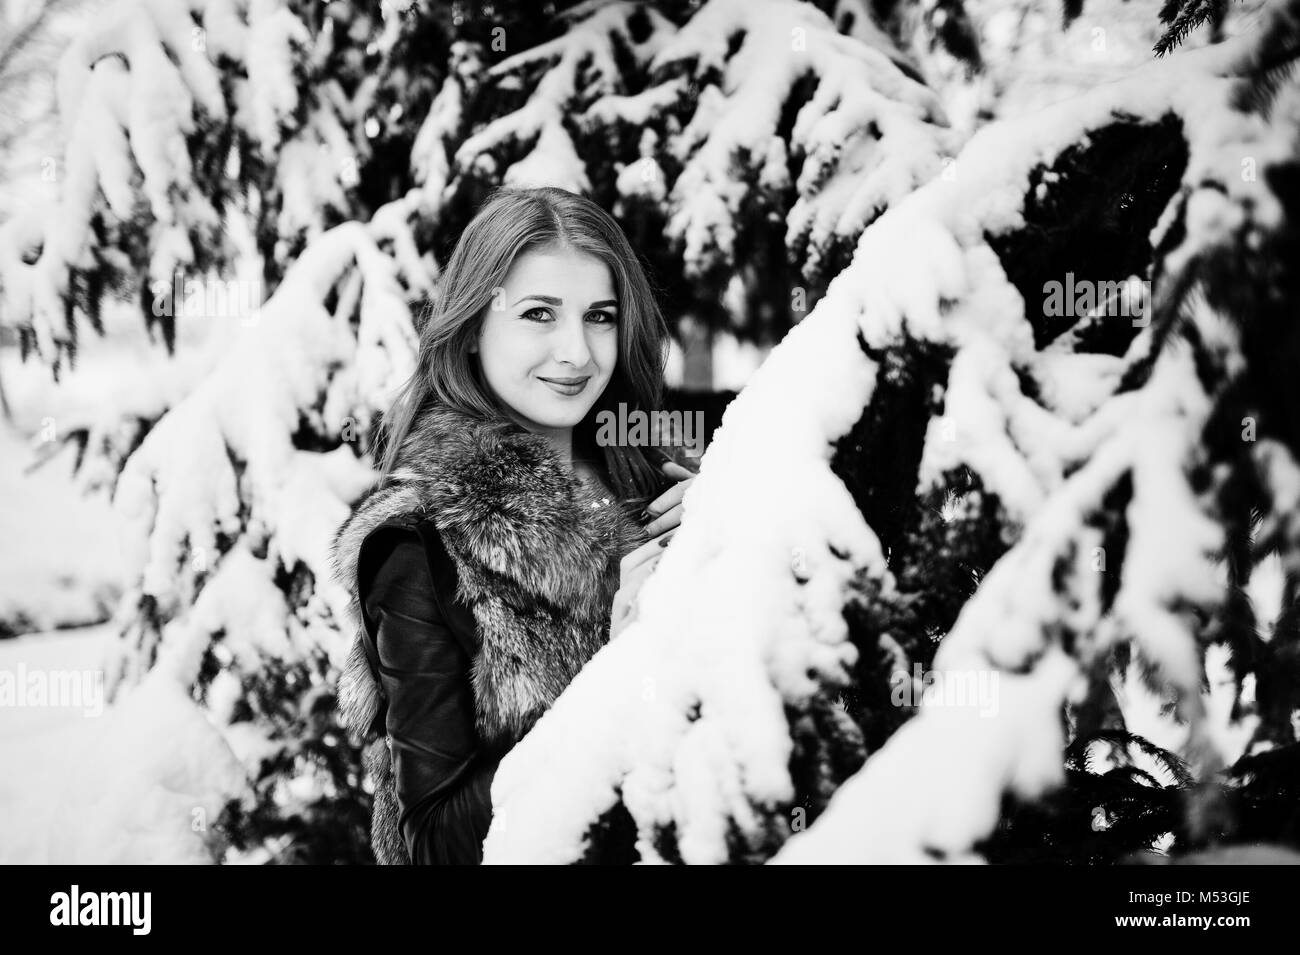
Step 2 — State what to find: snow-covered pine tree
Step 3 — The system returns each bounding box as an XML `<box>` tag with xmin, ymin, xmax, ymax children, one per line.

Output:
<box><xmin>1</xmin><ymin>1</ymin><xmax>479</xmax><ymax>371</ymax></box>
<box><xmin>480</xmin><ymin>0</ymin><xmax>1300</xmax><ymax>863</ymax></box>
<box><xmin>0</xmin><ymin>0</ymin><xmax>968</xmax><ymax>861</ymax></box>
<box><xmin>418</xmin><ymin>0</ymin><xmax>956</xmax><ymax>354</ymax></box>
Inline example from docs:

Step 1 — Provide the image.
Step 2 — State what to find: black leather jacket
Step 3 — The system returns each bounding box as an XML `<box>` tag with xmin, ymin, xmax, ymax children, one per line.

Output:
<box><xmin>358</xmin><ymin>523</ymin><xmax>499</xmax><ymax>864</ymax></box>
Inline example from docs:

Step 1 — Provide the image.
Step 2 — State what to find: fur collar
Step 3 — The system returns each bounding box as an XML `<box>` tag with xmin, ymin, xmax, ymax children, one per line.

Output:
<box><xmin>329</xmin><ymin>401</ymin><xmax>648</xmax><ymax>752</ymax></box>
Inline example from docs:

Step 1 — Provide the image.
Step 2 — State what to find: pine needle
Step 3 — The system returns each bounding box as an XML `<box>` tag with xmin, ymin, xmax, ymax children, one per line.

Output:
<box><xmin>1155</xmin><ymin>0</ymin><xmax>1231</xmax><ymax>56</ymax></box>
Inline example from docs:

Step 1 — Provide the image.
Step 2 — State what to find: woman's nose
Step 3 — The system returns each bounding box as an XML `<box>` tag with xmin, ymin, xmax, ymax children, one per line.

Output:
<box><xmin>552</xmin><ymin>312</ymin><xmax>593</xmax><ymax>368</ymax></box>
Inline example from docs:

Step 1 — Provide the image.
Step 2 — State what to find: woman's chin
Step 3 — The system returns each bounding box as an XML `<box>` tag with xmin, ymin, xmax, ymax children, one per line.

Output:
<box><xmin>528</xmin><ymin>388</ymin><xmax>607</xmax><ymax>427</ymax></box>
<box><xmin>518</xmin><ymin>399</ymin><xmax>595</xmax><ymax>430</ymax></box>
<box><xmin>539</xmin><ymin>408</ymin><xmax>592</xmax><ymax>429</ymax></box>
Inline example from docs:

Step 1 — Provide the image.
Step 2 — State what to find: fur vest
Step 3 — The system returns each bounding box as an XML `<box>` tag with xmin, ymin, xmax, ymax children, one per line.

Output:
<box><xmin>328</xmin><ymin>402</ymin><xmax>649</xmax><ymax>864</ymax></box>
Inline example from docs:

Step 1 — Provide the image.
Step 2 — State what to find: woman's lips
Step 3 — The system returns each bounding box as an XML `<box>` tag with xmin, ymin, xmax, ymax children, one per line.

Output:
<box><xmin>538</xmin><ymin>376</ymin><xmax>589</xmax><ymax>396</ymax></box>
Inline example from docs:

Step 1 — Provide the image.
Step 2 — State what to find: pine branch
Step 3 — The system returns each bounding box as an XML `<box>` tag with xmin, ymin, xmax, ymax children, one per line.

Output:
<box><xmin>1108</xmin><ymin>764</ymin><xmax>1166</xmax><ymax>789</ymax></box>
<box><xmin>1069</xmin><ymin>728</ymin><xmax>1195</xmax><ymax>788</ymax></box>
<box><xmin>1159</xmin><ymin>0</ymin><xmax>1185</xmax><ymax>25</ymax></box>
<box><xmin>1154</xmin><ymin>0</ymin><xmax>1232</xmax><ymax>56</ymax></box>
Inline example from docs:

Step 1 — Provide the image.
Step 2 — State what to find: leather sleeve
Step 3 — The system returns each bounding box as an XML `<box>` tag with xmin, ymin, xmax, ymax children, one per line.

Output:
<box><xmin>360</xmin><ymin>529</ymin><xmax>497</xmax><ymax>865</ymax></box>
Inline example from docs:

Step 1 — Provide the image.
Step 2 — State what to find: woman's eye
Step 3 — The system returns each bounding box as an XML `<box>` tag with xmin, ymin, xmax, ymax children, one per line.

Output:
<box><xmin>519</xmin><ymin>307</ymin><xmax>613</xmax><ymax>324</ymax></box>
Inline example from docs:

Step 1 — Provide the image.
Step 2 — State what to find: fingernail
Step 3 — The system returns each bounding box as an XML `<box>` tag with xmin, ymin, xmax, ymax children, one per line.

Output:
<box><xmin>639</xmin><ymin>508</ymin><xmax>654</xmax><ymax>522</ymax></box>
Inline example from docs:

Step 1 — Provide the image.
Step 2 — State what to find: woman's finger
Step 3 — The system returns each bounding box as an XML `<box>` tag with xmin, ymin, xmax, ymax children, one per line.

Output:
<box><xmin>645</xmin><ymin>481</ymin><xmax>685</xmax><ymax>514</ymax></box>
<box><xmin>643</xmin><ymin>475</ymin><xmax>692</xmax><ymax>522</ymax></box>
<box><xmin>643</xmin><ymin>502</ymin><xmax>682</xmax><ymax>538</ymax></box>
<box><xmin>661</xmin><ymin>459</ymin><xmax>696</xmax><ymax>481</ymax></box>
<box><xmin>620</xmin><ymin>527</ymin><xmax>674</xmax><ymax>574</ymax></box>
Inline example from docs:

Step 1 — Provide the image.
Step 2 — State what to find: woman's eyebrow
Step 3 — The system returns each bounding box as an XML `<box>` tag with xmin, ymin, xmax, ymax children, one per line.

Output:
<box><xmin>510</xmin><ymin>294</ymin><xmax>619</xmax><ymax>308</ymax></box>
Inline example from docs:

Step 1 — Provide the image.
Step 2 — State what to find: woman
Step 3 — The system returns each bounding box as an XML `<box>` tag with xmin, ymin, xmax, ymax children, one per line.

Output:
<box><xmin>329</xmin><ymin>186</ymin><xmax>697</xmax><ymax>865</ymax></box>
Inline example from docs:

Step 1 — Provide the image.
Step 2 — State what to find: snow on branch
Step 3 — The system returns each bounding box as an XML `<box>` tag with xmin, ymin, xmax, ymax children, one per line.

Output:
<box><xmin>411</xmin><ymin>40</ymin><xmax>481</xmax><ymax>202</ymax></box>
<box><xmin>483</xmin><ymin>297</ymin><xmax>890</xmax><ymax>864</ymax></box>
<box><xmin>480</xmin><ymin>33</ymin><xmax>1296</xmax><ymax>863</ymax></box>
<box><xmin>451</xmin><ymin>1</ymin><xmax>678</xmax><ymax>191</ymax></box>
<box><xmin>773</xmin><ymin>331</ymin><xmax>1224</xmax><ymax>861</ymax></box>
<box><xmin>773</xmin><ymin>38</ymin><xmax>1294</xmax><ymax>861</ymax></box>
<box><xmin>435</xmin><ymin>0</ymin><xmax>954</xmax><ymax>304</ymax></box>
<box><xmin>644</xmin><ymin>0</ymin><xmax>956</xmax><ymax>285</ymax></box>
<box><xmin>105</xmin><ymin>200</ymin><xmax>428</xmax><ymax>698</ymax></box>
<box><xmin>0</xmin><ymin>0</ymin><xmax>361</xmax><ymax>371</ymax></box>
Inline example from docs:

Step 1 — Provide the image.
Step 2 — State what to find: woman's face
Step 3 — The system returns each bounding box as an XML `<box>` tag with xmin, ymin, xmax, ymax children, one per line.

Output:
<box><xmin>476</xmin><ymin>245</ymin><xmax>619</xmax><ymax>436</ymax></box>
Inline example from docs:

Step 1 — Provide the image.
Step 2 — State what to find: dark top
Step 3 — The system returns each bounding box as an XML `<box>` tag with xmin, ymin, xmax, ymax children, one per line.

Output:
<box><xmin>358</xmin><ymin>526</ymin><xmax>497</xmax><ymax>865</ymax></box>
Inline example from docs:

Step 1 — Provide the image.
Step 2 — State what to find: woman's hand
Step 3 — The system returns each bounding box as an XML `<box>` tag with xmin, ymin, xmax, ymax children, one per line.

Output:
<box><xmin>610</xmin><ymin>459</ymin><xmax>697</xmax><ymax>639</ymax></box>
<box><xmin>641</xmin><ymin>460</ymin><xmax>696</xmax><ymax>537</ymax></box>
<box><xmin>610</xmin><ymin>527</ymin><xmax>674</xmax><ymax>639</ymax></box>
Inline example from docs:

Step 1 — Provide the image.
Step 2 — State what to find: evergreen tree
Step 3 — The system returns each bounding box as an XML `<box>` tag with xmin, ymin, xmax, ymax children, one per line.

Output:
<box><xmin>0</xmin><ymin>0</ymin><xmax>1294</xmax><ymax>863</ymax></box>
<box><xmin>0</xmin><ymin>0</ymin><xmax>956</xmax><ymax>863</ymax></box>
<box><xmin>476</xmin><ymin>0</ymin><xmax>1300</xmax><ymax>864</ymax></box>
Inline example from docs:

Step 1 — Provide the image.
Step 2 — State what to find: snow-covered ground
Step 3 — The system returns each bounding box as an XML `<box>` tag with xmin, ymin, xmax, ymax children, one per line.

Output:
<box><xmin>0</xmin><ymin>298</ymin><xmax>252</xmax><ymax>863</ymax></box>
<box><xmin>0</xmin><ymin>623</ymin><xmax>247</xmax><ymax>863</ymax></box>
<box><xmin>0</xmin><ymin>290</ymin><xmax>238</xmax><ymax>636</ymax></box>
<box><xmin>0</xmin><ymin>419</ymin><xmax>120</xmax><ymax>636</ymax></box>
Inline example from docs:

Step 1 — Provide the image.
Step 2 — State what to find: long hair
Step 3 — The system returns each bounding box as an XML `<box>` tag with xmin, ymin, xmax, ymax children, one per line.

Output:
<box><xmin>374</xmin><ymin>186</ymin><xmax>673</xmax><ymax>511</ymax></box>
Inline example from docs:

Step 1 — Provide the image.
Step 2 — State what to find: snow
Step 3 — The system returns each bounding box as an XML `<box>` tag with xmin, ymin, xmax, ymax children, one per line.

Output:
<box><xmin>710</xmin><ymin>331</ymin><xmax>771</xmax><ymax>392</ymax></box>
<box><xmin>1254</xmin><ymin>438</ymin><xmax>1300</xmax><ymax>582</ymax></box>
<box><xmin>0</xmin><ymin>623</ymin><xmax>249</xmax><ymax>863</ymax></box>
<box><xmin>2</xmin><ymin>0</ymin><xmax>1293</xmax><ymax>866</ymax></box>
<box><xmin>770</xmin><ymin>339</ymin><xmax>1225</xmax><ymax>860</ymax></box>
<box><xmin>1031</xmin><ymin>350</ymin><xmax>1125</xmax><ymax>423</ymax></box>
<box><xmin>245</xmin><ymin>0</ymin><xmax>310</xmax><ymax>149</ymax></box>
<box><xmin>482</xmin><ymin>19</ymin><xmax>1289</xmax><ymax>864</ymax></box>
<box><xmin>442</xmin><ymin>0</ymin><xmax>951</xmax><ymax>289</ymax></box>
<box><xmin>483</xmin><ymin>287</ymin><xmax>886</xmax><ymax>863</ymax></box>
<box><xmin>1248</xmin><ymin>548</ymin><xmax>1287</xmax><ymax>643</ymax></box>
<box><xmin>772</xmin><ymin>648</ymin><xmax>1081</xmax><ymax>863</ymax></box>
<box><xmin>905</xmin><ymin>0</ymin><xmax>1270</xmax><ymax>135</ymax></box>
<box><xmin>0</xmin><ymin>0</ymin><xmax>374</xmax><ymax>362</ymax></box>
<box><xmin>0</xmin><ymin>207</ymin><xmax>417</xmax><ymax>860</ymax></box>
<box><xmin>1112</xmin><ymin>340</ymin><xmax>1222</xmax><ymax>694</ymax></box>
<box><xmin>0</xmin><ymin>422</ymin><xmax>120</xmax><ymax>636</ymax></box>
<box><xmin>0</xmin><ymin>294</ymin><xmax>234</xmax><ymax>636</ymax></box>
<box><xmin>411</xmin><ymin>42</ymin><xmax>476</xmax><ymax>203</ymax></box>
<box><xmin>766</xmin><ymin>34</ymin><xmax>1286</xmax><ymax>861</ymax></box>
<box><xmin>452</xmin><ymin>2</ymin><xmax>677</xmax><ymax>192</ymax></box>
<box><xmin>650</xmin><ymin>0</ymin><xmax>955</xmax><ymax>280</ymax></box>
<box><xmin>110</xmin><ymin>220</ymin><xmax>411</xmax><ymax>671</ymax></box>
